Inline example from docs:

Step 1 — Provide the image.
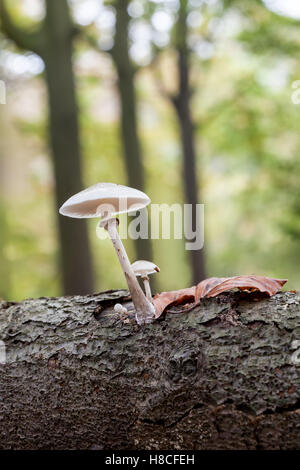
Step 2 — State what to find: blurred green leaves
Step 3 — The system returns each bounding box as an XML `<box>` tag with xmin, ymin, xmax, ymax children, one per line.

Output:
<box><xmin>1</xmin><ymin>0</ymin><xmax>300</xmax><ymax>300</ymax></box>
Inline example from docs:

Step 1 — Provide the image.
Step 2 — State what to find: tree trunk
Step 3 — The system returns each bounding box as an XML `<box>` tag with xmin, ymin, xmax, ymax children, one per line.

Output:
<box><xmin>172</xmin><ymin>0</ymin><xmax>206</xmax><ymax>284</ymax></box>
<box><xmin>0</xmin><ymin>290</ymin><xmax>299</xmax><ymax>450</ymax></box>
<box><xmin>43</xmin><ymin>0</ymin><xmax>94</xmax><ymax>295</ymax></box>
<box><xmin>111</xmin><ymin>0</ymin><xmax>153</xmax><ymax>265</ymax></box>
<box><xmin>0</xmin><ymin>0</ymin><xmax>95</xmax><ymax>296</ymax></box>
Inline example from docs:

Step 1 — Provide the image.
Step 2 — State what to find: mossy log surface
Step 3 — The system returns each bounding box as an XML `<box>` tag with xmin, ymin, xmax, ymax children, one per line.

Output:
<box><xmin>0</xmin><ymin>290</ymin><xmax>299</xmax><ymax>450</ymax></box>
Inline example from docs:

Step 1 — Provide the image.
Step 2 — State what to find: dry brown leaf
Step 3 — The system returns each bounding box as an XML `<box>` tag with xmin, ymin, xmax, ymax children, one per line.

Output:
<box><xmin>194</xmin><ymin>277</ymin><xmax>228</xmax><ymax>300</ymax></box>
<box><xmin>195</xmin><ymin>275</ymin><xmax>287</xmax><ymax>302</ymax></box>
<box><xmin>153</xmin><ymin>287</ymin><xmax>195</xmax><ymax>318</ymax></box>
<box><xmin>153</xmin><ymin>275</ymin><xmax>287</xmax><ymax>319</ymax></box>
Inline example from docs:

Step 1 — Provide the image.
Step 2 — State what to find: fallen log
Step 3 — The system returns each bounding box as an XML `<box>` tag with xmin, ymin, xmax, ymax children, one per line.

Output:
<box><xmin>0</xmin><ymin>289</ymin><xmax>299</xmax><ymax>450</ymax></box>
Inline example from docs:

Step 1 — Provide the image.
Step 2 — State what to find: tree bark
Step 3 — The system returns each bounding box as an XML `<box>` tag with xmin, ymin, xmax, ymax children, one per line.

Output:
<box><xmin>0</xmin><ymin>290</ymin><xmax>299</xmax><ymax>450</ymax></box>
<box><xmin>110</xmin><ymin>0</ymin><xmax>154</xmax><ymax>265</ymax></box>
<box><xmin>172</xmin><ymin>0</ymin><xmax>206</xmax><ymax>284</ymax></box>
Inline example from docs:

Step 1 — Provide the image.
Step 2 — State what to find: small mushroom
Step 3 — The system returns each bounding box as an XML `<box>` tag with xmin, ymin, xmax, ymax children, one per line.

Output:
<box><xmin>131</xmin><ymin>260</ymin><xmax>160</xmax><ymax>302</ymax></box>
<box><xmin>114</xmin><ymin>303</ymin><xmax>128</xmax><ymax>315</ymax></box>
<box><xmin>59</xmin><ymin>183</ymin><xmax>155</xmax><ymax>325</ymax></box>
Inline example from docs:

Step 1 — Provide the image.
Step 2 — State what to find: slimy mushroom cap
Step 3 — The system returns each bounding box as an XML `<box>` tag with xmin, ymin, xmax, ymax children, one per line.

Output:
<box><xmin>59</xmin><ymin>183</ymin><xmax>150</xmax><ymax>219</ymax></box>
<box><xmin>131</xmin><ymin>260</ymin><xmax>160</xmax><ymax>278</ymax></box>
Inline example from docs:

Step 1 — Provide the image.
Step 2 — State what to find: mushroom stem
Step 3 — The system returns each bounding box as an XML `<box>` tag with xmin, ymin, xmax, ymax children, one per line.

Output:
<box><xmin>104</xmin><ymin>218</ymin><xmax>155</xmax><ymax>325</ymax></box>
<box><xmin>142</xmin><ymin>275</ymin><xmax>152</xmax><ymax>302</ymax></box>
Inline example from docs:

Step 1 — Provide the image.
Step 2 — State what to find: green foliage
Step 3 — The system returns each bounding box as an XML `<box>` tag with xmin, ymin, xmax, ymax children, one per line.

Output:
<box><xmin>1</xmin><ymin>0</ymin><xmax>300</xmax><ymax>300</ymax></box>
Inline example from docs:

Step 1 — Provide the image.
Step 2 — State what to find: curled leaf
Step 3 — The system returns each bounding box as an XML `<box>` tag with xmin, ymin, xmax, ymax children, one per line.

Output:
<box><xmin>153</xmin><ymin>275</ymin><xmax>287</xmax><ymax>319</ymax></box>
<box><xmin>195</xmin><ymin>275</ymin><xmax>287</xmax><ymax>302</ymax></box>
<box><xmin>194</xmin><ymin>277</ymin><xmax>228</xmax><ymax>300</ymax></box>
<box><xmin>153</xmin><ymin>287</ymin><xmax>195</xmax><ymax>318</ymax></box>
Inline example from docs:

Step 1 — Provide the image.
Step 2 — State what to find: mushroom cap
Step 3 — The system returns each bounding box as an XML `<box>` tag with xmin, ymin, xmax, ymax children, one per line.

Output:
<box><xmin>59</xmin><ymin>183</ymin><xmax>150</xmax><ymax>219</ymax></box>
<box><xmin>131</xmin><ymin>260</ymin><xmax>160</xmax><ymax>277</ymax></box>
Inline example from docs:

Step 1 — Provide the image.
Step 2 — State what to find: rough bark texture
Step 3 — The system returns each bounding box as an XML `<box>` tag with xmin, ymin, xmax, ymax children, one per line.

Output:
<box><xmin>0</xmin><ymin>290</ymin><xmax>299</xmax><ymax>450</ymax></box>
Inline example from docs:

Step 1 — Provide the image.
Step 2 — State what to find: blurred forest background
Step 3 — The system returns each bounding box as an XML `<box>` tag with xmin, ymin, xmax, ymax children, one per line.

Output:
<box><xmin>0</xmin><ymin>0</ymin><xmax>300</xmax><ymax>301</ymax></box>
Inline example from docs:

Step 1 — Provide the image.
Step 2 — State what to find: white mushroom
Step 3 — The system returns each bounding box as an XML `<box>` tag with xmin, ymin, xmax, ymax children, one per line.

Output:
<box><xmin>59</xmin><ymin>183</ymin><xmax>155</xmax><ymax>325</ymax></box>
<box><xmin>114</xmin><ymin>303</ymin><xmax>128</xmax><ymax>315</ymax></box>
<box><xmin>131</xmin><ymin>260</ymin><xmax>160</xmax><ymax>302</ymax></box>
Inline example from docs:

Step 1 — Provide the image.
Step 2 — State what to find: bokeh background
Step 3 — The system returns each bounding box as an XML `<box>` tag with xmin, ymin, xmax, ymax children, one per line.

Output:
<box><xmin>0</xmin><ymin>0</ymin><xmax>299</xmax><ymax>301</ymax></box>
